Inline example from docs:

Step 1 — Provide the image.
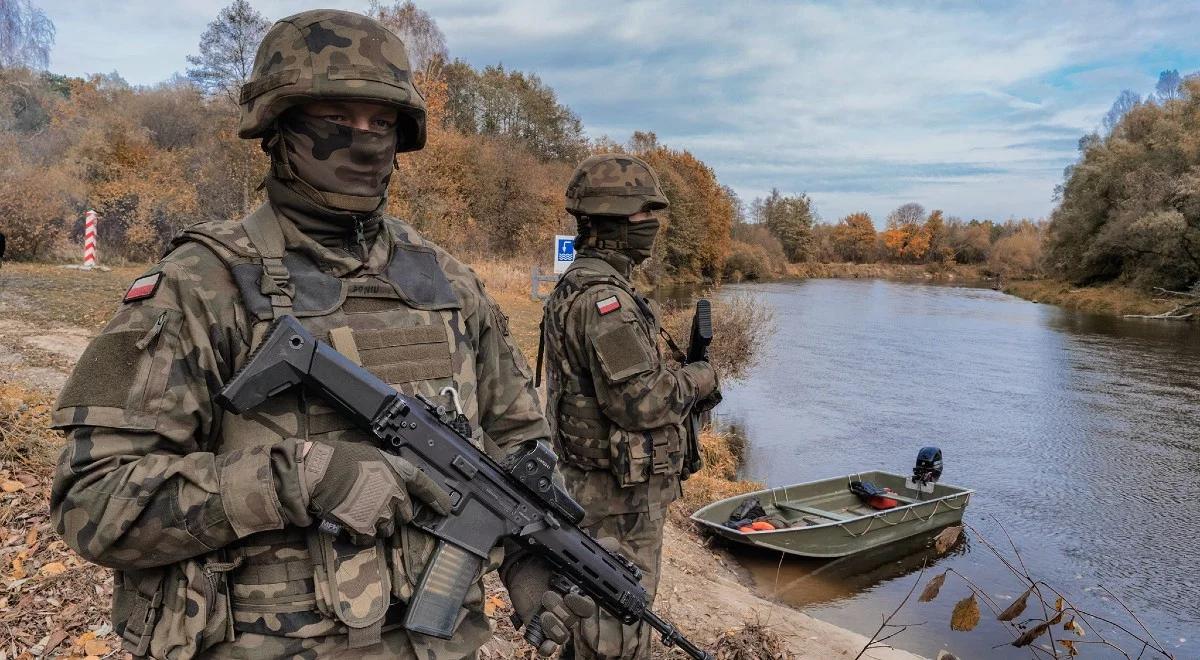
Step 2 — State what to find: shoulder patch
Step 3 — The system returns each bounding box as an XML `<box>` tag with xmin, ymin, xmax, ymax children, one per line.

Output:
<box><xmin>596</xmin><ymin>295</ymin><xmax>621</xmax><ymax>315</ymax></box>
<box><xmin>123</xmin><ymin>273</ymin><xmax>163</xmax><ymax>303</ymax></box>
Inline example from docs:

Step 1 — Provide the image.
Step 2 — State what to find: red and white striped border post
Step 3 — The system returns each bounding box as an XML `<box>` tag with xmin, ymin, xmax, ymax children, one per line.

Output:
<box><xmin>83</xmin><ymin>210</ymin><xmax>97</xmax><ymax>269</ymax></box>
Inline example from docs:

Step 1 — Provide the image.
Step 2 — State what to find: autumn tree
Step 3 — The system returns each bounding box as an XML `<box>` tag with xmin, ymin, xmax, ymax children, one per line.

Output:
<box><xmin>0</xmin><ymin>0</ymin><xmax>54</xmax><ymax>69</ymax></box>
<box><xmin>880</xmin><ymin>202</ymin><xmax>930</xmax><ymax>262</ymax></box>
<box><xmin>185</xmin><ymin>0</ymin><xmax>269</xmax><ymax>216</ymax></box>
<box><xmin>987</xmin><ymin>223</ymin><xmax>1043</xmax><ymax>279</ymax></box>
<box><xmin>439</xmin><ymin>61</ymin><xmax>587</xmax><ymax>162</ymax></box>
<box><xmin>1048</xmin><ymin>75</ymin><xmax>1200</xmax><ymax>289</ymax></box>
<box><xmin>629</xmin><ymin>131</ymin><xmax>734</xmax><ymax>280</ymax></box>
<box><xmin>186</xmin><ymin>0</ymin><xmax>269</xmax><ymax>105</ymax></box>
<box><xmin>753</xmin><ymin>188</ymin><xmax>815</xmax><ymax>262</ymax></box>
<box><xmin>831</xmin><ymin>212</ymin><xmax>876</xmax><ymax>262</ymax></box>
<box><xmin>946</xmin><ymin>219</ymin><xmax>992</xmax><ymax>263</ymax></box>
<box><xmin>923</xmin><ymin>209</ymin><xmax>952</xmax><ymax>262</ymax></box>
<box><xmin>368</xmin><ymin>0</ymin><xmax>447</xmax><ymax>76</ymax></box>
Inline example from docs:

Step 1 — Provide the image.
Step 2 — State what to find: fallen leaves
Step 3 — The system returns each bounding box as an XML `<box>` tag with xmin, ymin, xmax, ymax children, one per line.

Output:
<box><xmin>0</xmin><ymin>384</ymin><xmax>118</xmax><ymax>657</ymax></box>
<box><xmin>484</xmin><ymin>594</ymin><xmax>507</xmax><ymax>617</ymax></box>
<box><xmin>39</xmin><ymin>561</ymin><xmax>67</xmax><ymax>576</ymax></box>
<box><xmin>949</xmin><ymin>594</ymin><xmax>980</xmax><ymax>631</ymax></box>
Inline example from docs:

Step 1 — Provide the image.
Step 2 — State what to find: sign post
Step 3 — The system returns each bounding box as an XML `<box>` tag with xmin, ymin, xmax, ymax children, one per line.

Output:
<box><xmin>531</xmin><ymin>235</ymin><xmax>576</xmax><ymax>301</ymax></box>
<box><xmin>83</xmin><ymin>210</ymin><xmax>98</xmax><ymax>269</ymax></box>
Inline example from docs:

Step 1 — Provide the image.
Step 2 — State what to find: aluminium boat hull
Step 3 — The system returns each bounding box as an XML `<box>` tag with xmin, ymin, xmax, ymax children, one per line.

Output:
<box><xmin>690</xmin><ymin>470</ymin><xmax>972</xmax><ymax>558</ymax></box>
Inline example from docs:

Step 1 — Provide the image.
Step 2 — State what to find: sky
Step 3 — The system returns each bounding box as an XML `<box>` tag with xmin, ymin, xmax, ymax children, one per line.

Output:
<box><xmin>37</xmin><ymin>0</ymin><xmax>1200</xmax><ymax>224</ymax></box>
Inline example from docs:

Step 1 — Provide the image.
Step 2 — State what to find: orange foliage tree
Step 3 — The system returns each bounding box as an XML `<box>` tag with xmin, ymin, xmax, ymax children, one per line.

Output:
<box><xmin>881</xmin><ymin>203</ymin><xmax>931</xmax><ymax>262</ymax></box>
<box><xmin>632</xmin><ymin>132</ymin><xmax>734</xmax><ymax>281</ymax></box>
<box><xmin>831</xmin><ymin>212</ymin><xmax>877</xmax><ymax>262</ymax></box>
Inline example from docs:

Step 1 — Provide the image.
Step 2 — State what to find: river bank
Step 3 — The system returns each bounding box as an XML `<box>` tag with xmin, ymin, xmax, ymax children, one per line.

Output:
<box><xmin>782</xmin><ymin>261</ymin><xmax>982</xmax><ymax>282</ymax></box>
<box><xmin>1002</xmin><ymin>278</ymin><xmax>1190</xmax><ymax>319</ymax></box>
<box><xmin>0</xmin><ymin>261</ymin><xmax>924</xmax><ymax>659</ymax></box>
<box><xmin>755</xmin><ymin>259</ymin><xmax>1193</xmax><ymax>322</ymax></box>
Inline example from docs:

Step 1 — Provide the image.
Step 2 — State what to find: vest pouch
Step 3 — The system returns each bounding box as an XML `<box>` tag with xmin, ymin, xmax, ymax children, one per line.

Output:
<box><xmin>609</xmin><ymin>427</ymin><xmax>654</xmax><ymax>487</ymax></box>
<box><xmin>312</xmin><ymin>533</ymin><xmax>390</xmax><ymax>647</ymax></box>
<box><xmin>557</xmin><ymin>394</ymin><xmax>611</xmax><ymax>471</ymax></box>
<box><xmin>142</xmin><ymin>555</ymin><xmax>236</xmax><ymax>658</ymax></box>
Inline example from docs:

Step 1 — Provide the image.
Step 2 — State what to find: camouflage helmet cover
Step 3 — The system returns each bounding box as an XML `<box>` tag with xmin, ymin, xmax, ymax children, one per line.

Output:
<box><xmin>238</xmin><ymin>9</ymin><xmax>426</xmax><ymax>152</ymax></box>
<box><xmin>565</xmin><ymin>154</ymin><xmax>670</xmax><ymax>218</ymax></box>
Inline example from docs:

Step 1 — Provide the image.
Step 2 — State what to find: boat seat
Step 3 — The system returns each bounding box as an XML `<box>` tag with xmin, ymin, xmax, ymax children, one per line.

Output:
<box><xmin>776</xmin><ymin>502</ymin><xmax>856</xmax><ymax>522</ymax></box>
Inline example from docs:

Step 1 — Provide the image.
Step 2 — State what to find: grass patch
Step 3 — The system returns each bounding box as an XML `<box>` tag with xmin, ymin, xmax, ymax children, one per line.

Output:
<box><xmin>671</xmin><ymin>428</ymin><xmax>764</xmax><ymax>525</ymax></box>
<box><xmin>785</xmin><ymin>261</ymin><xmax>982</xmax><ymax>281</ymax></box>
<box><xmin>0</xmin><ymin>262</ymin><xmax>147</xmax><ymax>330</ymax></box>
<box><xmin>1003</xmin><ymin>279</ymin><xmax>1179</xmax><ymax>317</ymax></box>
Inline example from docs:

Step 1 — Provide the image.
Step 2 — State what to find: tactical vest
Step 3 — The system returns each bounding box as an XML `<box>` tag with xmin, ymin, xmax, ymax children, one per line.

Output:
<box><xmin>118</xmin><ymin>204</ymin><xmax>496</xmax><ymax>656</ymax></box>
<box><xmin>540</xmin><ymin>258</ymin><xmax>684</xmax><ymax>509</ymax></box>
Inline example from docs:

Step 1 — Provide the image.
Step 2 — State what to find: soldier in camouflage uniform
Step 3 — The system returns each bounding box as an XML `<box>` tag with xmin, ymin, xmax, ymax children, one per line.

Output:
<box><xmin>540</xmin><ymin>155</ymin><xmax>720</xmax><ymax>659</ymax></box>
<box><xmin>50</xmin><ymin>10</ymin><xmax>591</xmax><ymax>659</ymax></box>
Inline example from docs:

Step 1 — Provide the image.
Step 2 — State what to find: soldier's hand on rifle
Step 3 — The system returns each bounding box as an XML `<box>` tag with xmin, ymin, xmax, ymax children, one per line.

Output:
<box><xmin>686</xmin><ymin>360</ymin><xmax>722</xmax><ymax>413</ymax></box>
<box><xmin>275</xmin><ymin>439</ymin><xmax>452</xmax><ymax>545</ymax></box>
<box><xmin>501</xmin><ymin>553</ymin><xmax>597</xmax><ymax>657</ymax></box>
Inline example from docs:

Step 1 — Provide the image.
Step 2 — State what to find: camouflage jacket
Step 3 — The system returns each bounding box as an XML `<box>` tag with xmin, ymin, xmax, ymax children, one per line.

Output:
<box><xmin>50</xmin><ymin>198</ymin><xmax>547</xmax><ymax>657</ymax></box>
<box><xmin>540</xmin><ymin>251</ymin><xmax>715</xmax><ymax>523</ymax></box>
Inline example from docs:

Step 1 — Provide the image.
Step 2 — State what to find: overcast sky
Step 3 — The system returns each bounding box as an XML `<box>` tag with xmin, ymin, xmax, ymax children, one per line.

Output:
<box><xmin>37</xmin><ymin>1</ymin><xmax>1200</xmax><ymax>224</ymax></box>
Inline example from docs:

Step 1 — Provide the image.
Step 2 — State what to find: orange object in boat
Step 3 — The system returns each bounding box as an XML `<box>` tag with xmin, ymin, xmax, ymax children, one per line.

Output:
<box><xmin>750</xmin><ymin>521</ymin><xmax>776</xmax><ymax>531</ymax></box>
<box><xmin>868</xmin><ymin>495</ymin><xmax>898</xmax><ymax>510</ymax></box>
<box><xmin>738</xmin><ymin>525</ymin><xmax>755</xmax><ymax>533</ymax></box>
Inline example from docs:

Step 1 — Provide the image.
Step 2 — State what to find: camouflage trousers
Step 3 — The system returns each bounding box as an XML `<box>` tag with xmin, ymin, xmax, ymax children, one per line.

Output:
<box><xmin>570</xmin><ymin>511</ymin><xmax>666</xmax><ymax>660</ymax></box>
<box><xmin>198</xmin><ymin>610</ymin><xmax>491</xmax><ymax>659</ymax></box>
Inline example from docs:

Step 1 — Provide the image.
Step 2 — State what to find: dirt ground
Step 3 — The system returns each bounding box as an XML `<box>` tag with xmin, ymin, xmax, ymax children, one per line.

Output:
<box><xmin>0</xmin><ymin>261</ymin><xmax>925</xmax><ymax>660</ymax></box>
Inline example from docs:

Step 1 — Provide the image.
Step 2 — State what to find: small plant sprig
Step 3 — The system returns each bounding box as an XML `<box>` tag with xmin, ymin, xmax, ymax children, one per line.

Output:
<box><xmin>858</xmin><ymin>520</ymin><xmax>1176</xmax><ymax>659</ymax></box>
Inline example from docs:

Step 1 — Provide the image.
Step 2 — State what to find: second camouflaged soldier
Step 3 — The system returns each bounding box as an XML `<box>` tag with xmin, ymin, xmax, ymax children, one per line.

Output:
<box><xmin>50</xmin><ymin>10</ymin><xmax>590</xmax><ymax>659</ymax></box>
<box><xmin>540</xmin><ymin>154</ymin><xmax>720</xmax><ymax>659</ymax></box>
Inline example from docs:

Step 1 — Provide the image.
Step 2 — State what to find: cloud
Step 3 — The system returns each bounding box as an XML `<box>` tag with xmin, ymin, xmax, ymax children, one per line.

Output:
<box><xmin>36</xmin><ymin>0</ymin><xmax>1200</xmax><ymax>222</ymax></box>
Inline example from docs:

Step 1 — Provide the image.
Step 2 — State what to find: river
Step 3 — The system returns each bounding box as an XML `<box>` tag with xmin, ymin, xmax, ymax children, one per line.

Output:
<box><xmin>711</xmin><ymin>279</ymin><xmax>1199</xmax><ymax>659</ymax></box>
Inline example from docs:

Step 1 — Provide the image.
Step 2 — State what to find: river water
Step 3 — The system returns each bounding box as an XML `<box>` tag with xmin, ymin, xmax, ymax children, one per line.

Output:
<box><xmin>712</xmin><ymin>279</ymin><xmax>1199</xmax><ymax>659</ymax></box>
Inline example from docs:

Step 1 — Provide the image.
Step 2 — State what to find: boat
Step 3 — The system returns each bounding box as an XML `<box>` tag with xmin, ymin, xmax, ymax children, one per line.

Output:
<box><xmin>689</xmin><ymin>449</ymin><xmax>973</xmax><ymax>558</ymax></box>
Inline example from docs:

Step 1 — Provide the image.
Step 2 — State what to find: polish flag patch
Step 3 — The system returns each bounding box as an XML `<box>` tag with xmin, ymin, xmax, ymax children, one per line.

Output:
<box><xmin>123</xmin><ymin>273</ymin><xmax>163</xmax><ymax>303</ymax></box>
<box><xmin>596</xmin><ymin>295</ymin><xmax>621</xmax><ymax>315</ymax></box>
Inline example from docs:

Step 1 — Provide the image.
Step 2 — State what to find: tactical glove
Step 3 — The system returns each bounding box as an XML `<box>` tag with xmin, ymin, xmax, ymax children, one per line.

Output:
<box><xmin>275</xmin><ymin>439</ymin><xmax>451</xmax><ymax>544</ymax></box>
<box><xmin>685</xmin><ymin>360</ymin><xmax>722</xmax><ymax>412</ymax></box>
<box><xmin>501</xmin><ymin>553</ymin><xmax>597</xmax><ymax>657</ymax></box>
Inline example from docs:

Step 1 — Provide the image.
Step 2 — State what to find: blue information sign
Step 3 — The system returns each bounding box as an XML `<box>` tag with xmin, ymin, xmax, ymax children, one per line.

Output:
<box><xmin>553</xmin><ymin>235</ymin><xmax>575</xmax><ymax>273</ymax></box>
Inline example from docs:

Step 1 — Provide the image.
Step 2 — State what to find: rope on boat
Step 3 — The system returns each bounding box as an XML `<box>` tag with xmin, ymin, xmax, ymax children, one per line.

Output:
<box><xmin>836</xmin><ymin>493</ymin><xmax>970</xmax><ymax>538</ymax></box>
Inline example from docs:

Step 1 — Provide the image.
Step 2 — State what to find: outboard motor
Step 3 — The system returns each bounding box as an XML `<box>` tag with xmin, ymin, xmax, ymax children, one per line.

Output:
<box><xmin>907</xmin><ymin>446</ymin><xmax>943</xmax><ymax>494</ymax></box>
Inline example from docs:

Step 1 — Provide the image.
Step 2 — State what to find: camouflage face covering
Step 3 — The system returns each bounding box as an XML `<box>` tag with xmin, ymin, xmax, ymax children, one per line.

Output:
<box><xmin>280</xmin><ymin>113</ymin><xmax>398</xmax><ymax>209</ymax></box>
<box><xmin>580</xmin><ymin>216</ymin><xmax>660</xmax><ymax>264</ymax></box>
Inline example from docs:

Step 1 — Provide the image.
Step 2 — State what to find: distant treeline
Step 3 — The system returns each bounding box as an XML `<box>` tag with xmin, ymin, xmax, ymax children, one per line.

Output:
<box><xmin>723</xmin><ymin>196</ymin><xmax>1044</xmax><ymax>282</ymax></box>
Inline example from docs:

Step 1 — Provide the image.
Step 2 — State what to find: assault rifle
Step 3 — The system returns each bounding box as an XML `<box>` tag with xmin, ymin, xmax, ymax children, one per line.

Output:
<box><xmin>215</xmin><ymin>316</ymin><xmax>713</xmax><ymax>660</ymax></box>
<box><xmin>681</xmin><ymin>299</ymin><xmax>718</xmax><ymax>478</ymax></box>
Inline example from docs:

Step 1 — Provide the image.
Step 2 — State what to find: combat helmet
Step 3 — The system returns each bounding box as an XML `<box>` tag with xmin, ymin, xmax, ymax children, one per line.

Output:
<box><xmin>238</xmin><ymin>9</ymin><xmax>426</xmax><ymax>152</ymax></box>
<box><xmin>565</xmin><ymin>154</ymin><xmax>669</xmax><ymax>217</ymax></box>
